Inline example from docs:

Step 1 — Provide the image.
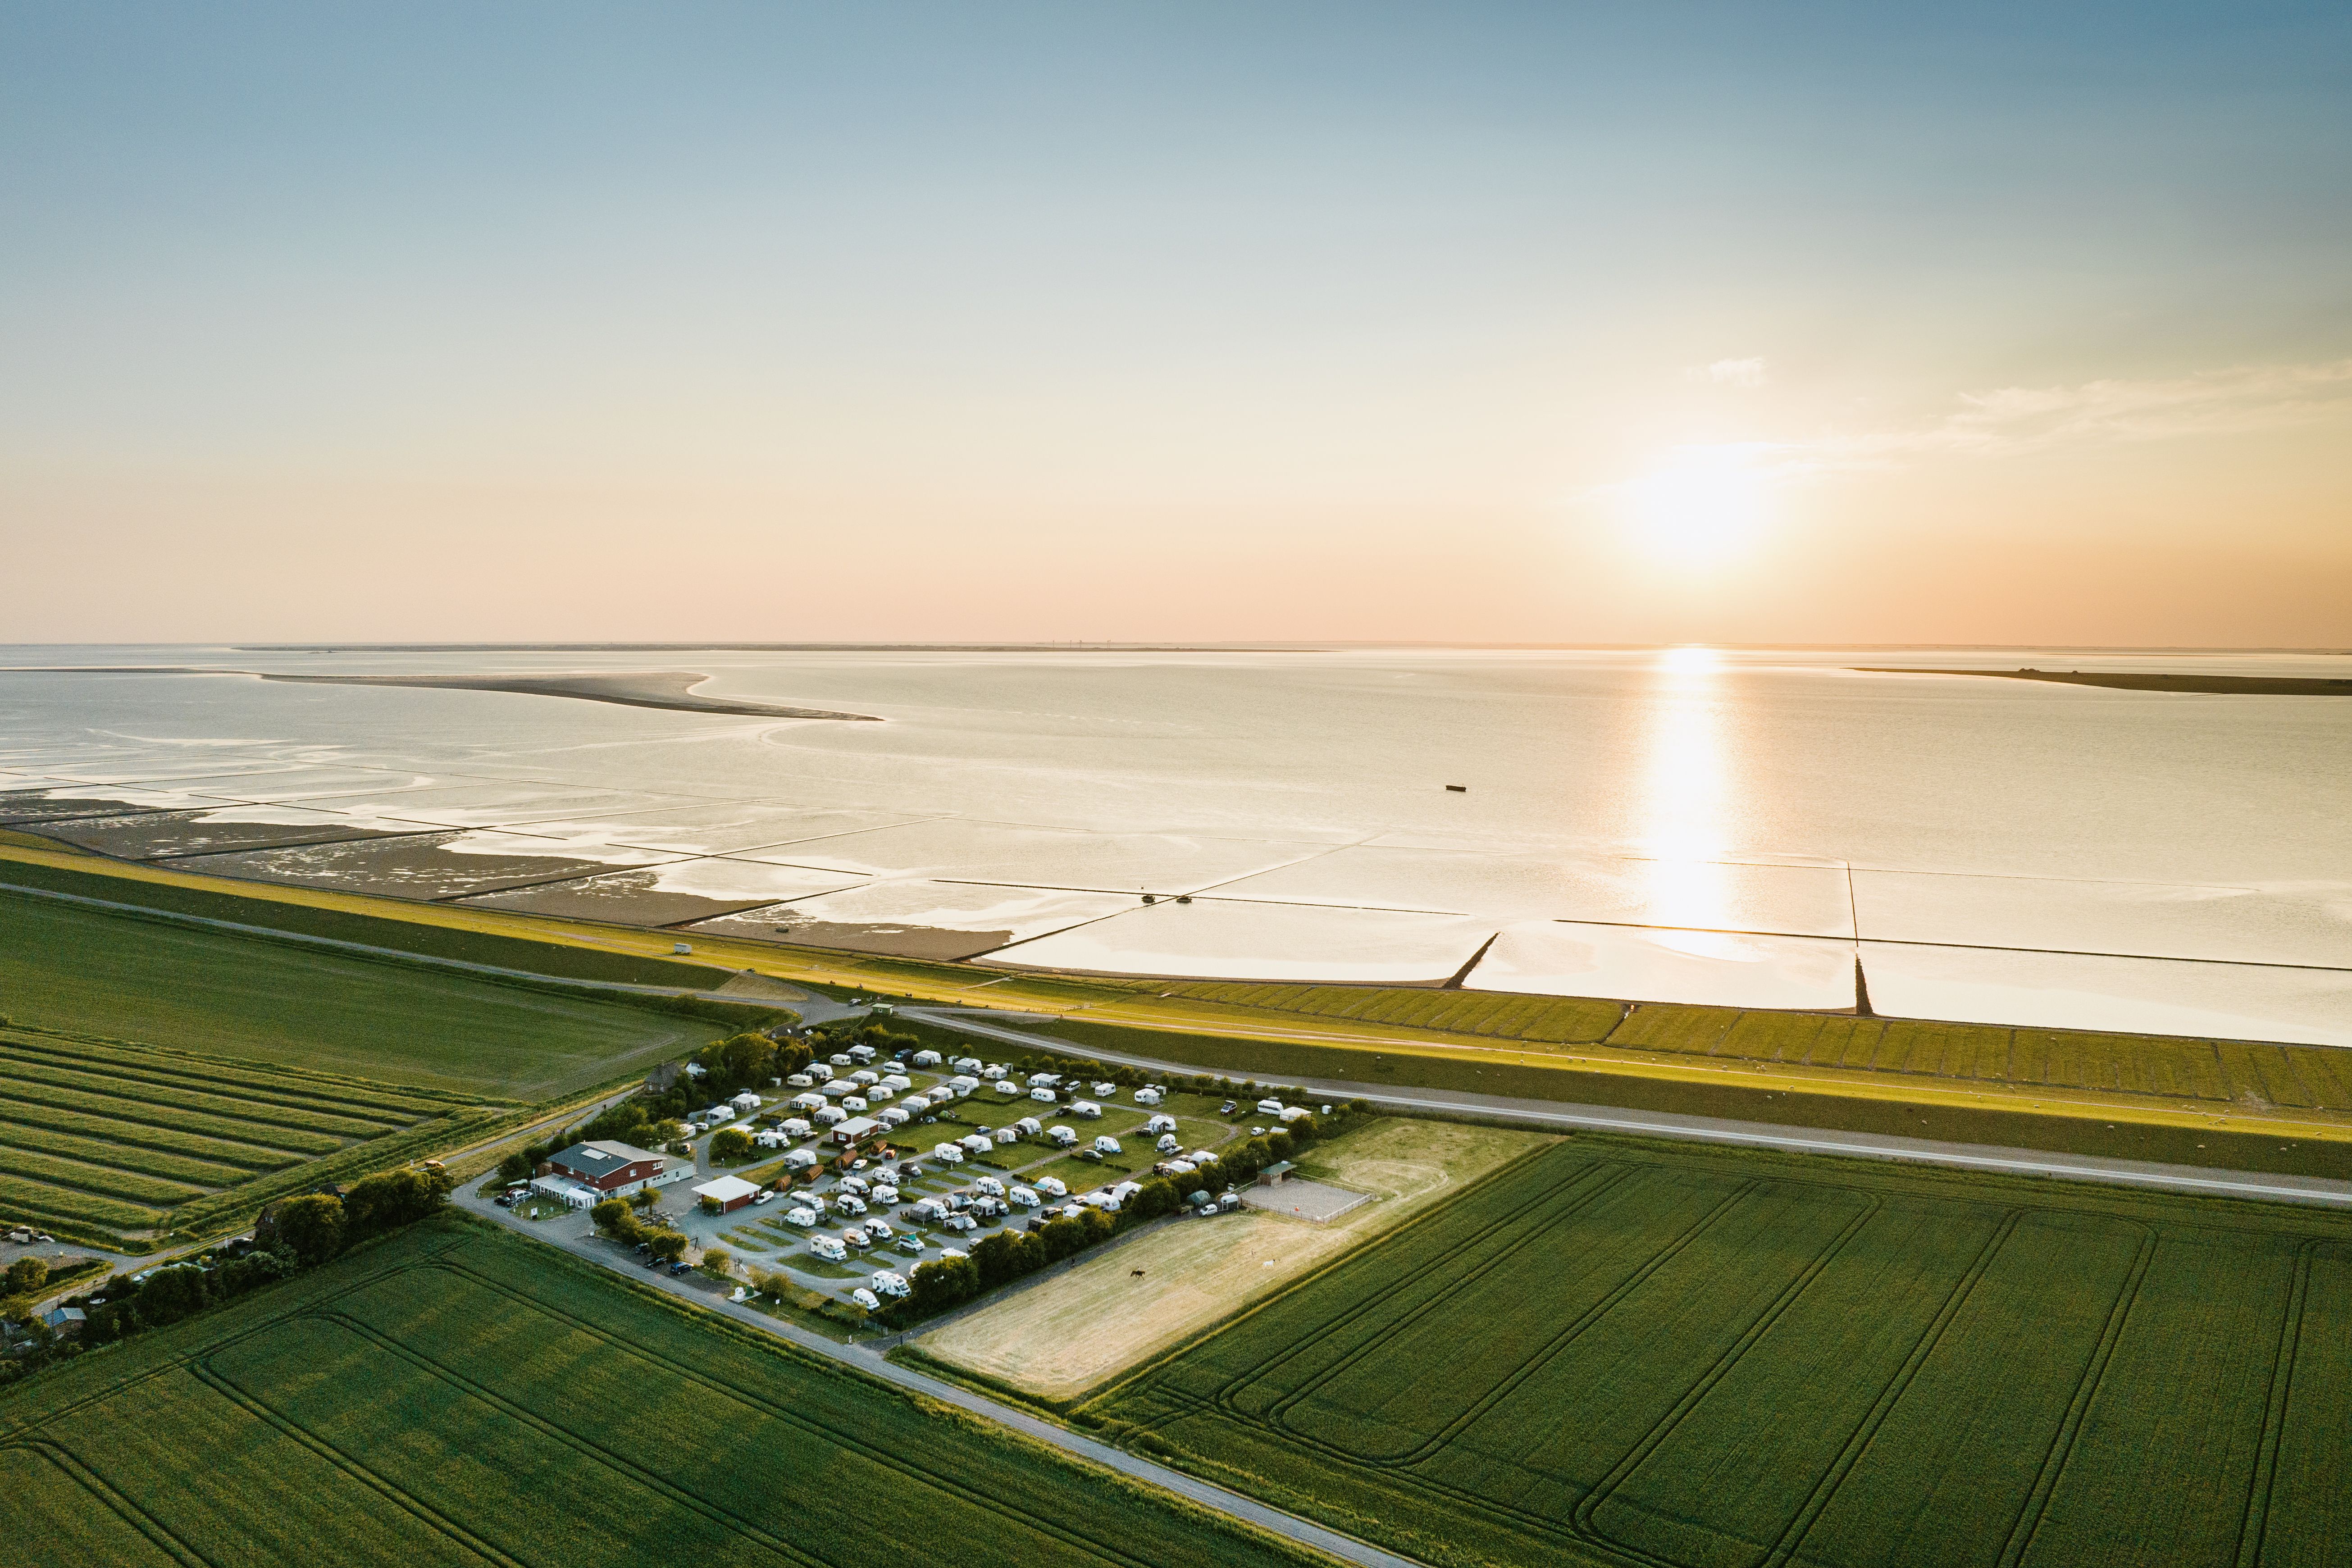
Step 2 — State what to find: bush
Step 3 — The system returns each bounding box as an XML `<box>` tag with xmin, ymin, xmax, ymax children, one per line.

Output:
<box><xmin>907</xmin><ymin>1254</ymin><xmax>980</xmax><ymax>1315</ymax></box>
<box><xmin>646</xmin><ymin>1230</ymin><xmax>688</xmax><ymax>1263</ymax></box>
<box><xmin>700</xmin><ymin>1247</ymin><xmax>734</xmax><ymax>1279</ymax></box>
<box><xmin>709</xmin><ymin>1128</ymin><xmax>753</xmax><ymax>1165</ymax></box>
<box><xmin>497</xmin><ymin>1151</ymin><xmax>534</xmax><ymax>1184</ymax></box>
<box><xmin>5</xmin><ymin>1257</ymin><xmax>47</xmax><ymax>1295</ymax></box>
<box><xmin>343</xmin><ymin>1167</ymin><xmax>454</xmax><ymax>1240</ymax></box>
<box><xmin>590</xmin><ymin>1198</ymin><xmax>640</xmax><ymax>1241</ymax></box>
<box><xmin>971</xmin><ymin>1229</ymin><xmax>1045</xmax><ymax>1288</ymax></box>
<box><xmin>215</xmin><ymin>1248</ymin><xmax>294</xmax><ymax>1298</ymax></box>
<box><xmin>132</xmin><ymin>1265</ymin><xmax>209</xmax><ymax>1326</ymax></box>
<box><xmin>267</xmin><ymin>1194</ymin><xmax>346</xmax><ymax>1267</ymax></box>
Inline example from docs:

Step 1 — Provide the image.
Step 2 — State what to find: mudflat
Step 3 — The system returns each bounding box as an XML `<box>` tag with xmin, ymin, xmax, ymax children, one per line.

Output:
<box><xmin>1859</xmin><ymin>666</ymin><xmax>2352</xmax><ymax>695</ymax></box>
<box><xmin>257</xmin><ymin>669</ymin><xmax>882</xmax><ymax>719</ymax></box>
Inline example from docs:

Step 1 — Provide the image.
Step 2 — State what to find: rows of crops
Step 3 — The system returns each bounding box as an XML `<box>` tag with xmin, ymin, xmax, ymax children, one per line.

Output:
<box><xmin>0</xmin><ymin>1028</ymin><xmax>508</xmax><ymax>1243</ymax></box>
<box><xmin>0</xmin><ymin>1217</ymin><xmax>1327</xmax><ymax>1568</ymax></box>
<box><xmin>1086</xmin><ymin>1138</ymin><xmax>2352</xmax><ymax>1568</ymax></box>
<box><xmin>1604</xmin><ymin>1004</ymin><xmax>2352</xmax><ymax>1109</ymax></box>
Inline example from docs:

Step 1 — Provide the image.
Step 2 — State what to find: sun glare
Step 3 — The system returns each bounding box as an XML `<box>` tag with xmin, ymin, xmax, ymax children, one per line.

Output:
<box><xmin>1620</xmin><ymin>445</ymin><xmax>1774</xmax><ymax>563</ymax></box>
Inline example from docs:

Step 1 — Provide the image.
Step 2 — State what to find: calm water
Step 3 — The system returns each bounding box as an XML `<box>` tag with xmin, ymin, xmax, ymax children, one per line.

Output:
<box><xmin>2</xmin><ymin>646</ymin><xmax>2346</xmax><ymax>1044</ymax></box>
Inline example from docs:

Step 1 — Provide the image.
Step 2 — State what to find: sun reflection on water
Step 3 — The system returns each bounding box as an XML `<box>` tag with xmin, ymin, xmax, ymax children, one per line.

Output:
<box><xmin>1637</xmin><ymin>646</ymin><xmax>1735</xmax><ymax>936</ymax></box>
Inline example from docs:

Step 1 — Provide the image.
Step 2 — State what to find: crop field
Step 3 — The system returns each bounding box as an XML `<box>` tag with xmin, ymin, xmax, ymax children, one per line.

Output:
<box><xmin>1085</xmin><ymin>1136</ymin><xmax>2352</xmax><ymax>1568</ymax></box>
<box><xmin>0</xmin><ymin>1026</ymin><xmax>514</xmax><ymax>1244</ymax></box>
<box><xmin>0</xmin><ymin>1217</ymin><xmax>1329</xmax><ymax>1568</ymax></box>
<box><xmin>0</xmin><ymin>889</ymin><xmax>720</xmax><ymax>1098</ymax></box>
<box><xmin>1159</xmin><ymin>983</ymin><xmax>1627</xmax><ymax>1044</ymax></box>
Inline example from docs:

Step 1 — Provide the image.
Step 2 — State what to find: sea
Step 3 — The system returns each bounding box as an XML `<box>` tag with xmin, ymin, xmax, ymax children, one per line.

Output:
<box><xmin>2</xmin><ymin>645</ymin><xmax>2346</xmax><ymax>1046</ymax></box>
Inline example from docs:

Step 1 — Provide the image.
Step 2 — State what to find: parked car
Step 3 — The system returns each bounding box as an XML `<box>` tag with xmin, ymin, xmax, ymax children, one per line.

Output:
<box><xmin>851</xmin><ymin>1287</ymin><xmax>880</xmax><ymax>1311</ymax></box>
<box><xmin>667</xmin><ymin>1261</ymin><xmax>693</xmax><ymax>1276</ymax></box>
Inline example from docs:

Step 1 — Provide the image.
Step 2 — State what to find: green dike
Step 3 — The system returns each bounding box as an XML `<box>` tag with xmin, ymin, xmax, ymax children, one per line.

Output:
<box><xmin>0</xmin><ymin>889</ymin><xmax>720</xmax><ymax>1099</ymax></box>
<box><xmin>0</xmin><ymin>1213</ymin><xmax>1334</xmax><ymax>1568</ymax></box>
<box><xmin>0</xmin><ymin>852</ymin><xmax>724</xmax><ymax>986</ymax></box>
<box><xmin>1082</xmin><ymin>1129</ymin><xmax>2352</xmax><ymax>1568</ymax></box>
<box><xmin>1024</xmin><ymin>1016</ymin><xmax>2352</xmax><ymax>1179</ymax></box>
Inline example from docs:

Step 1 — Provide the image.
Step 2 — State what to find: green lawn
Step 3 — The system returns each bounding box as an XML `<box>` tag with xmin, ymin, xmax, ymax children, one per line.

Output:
<box><xmin>1084</xmin><ymin>1134</ymin><xmax>2352</xmax><ymax>1568</ymax></box>
<box><xmin>0</xmin><ymin>890</ymin><xmax>716</xmax><ymax>1099</ymax></box>
<box><xmin>0</xmin><ymin>1214</ymin><xmax>1330</xmax><ymax>1568</ymax></box>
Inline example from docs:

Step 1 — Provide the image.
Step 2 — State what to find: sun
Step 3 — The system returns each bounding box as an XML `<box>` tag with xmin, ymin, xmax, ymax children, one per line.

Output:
<box><xmin>1619</xmin><ymin>445</ymin><xmax>1774</xmax><ymax>563</ymax></box>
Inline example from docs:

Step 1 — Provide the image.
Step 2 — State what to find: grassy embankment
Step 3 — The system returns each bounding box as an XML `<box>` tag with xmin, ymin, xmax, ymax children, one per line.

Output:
<box><xmin>4</xmin><ymin>838</ymin><xmax>2346</xmax><ymax>1176</ymax></box>
<box><xmin>0</xmin><ymin>1214</ymin><xmax>1336</xmax><ymax>1568</ymax></box>
<box><xmin>1081</xmin><ymin>1129</ymin><xmax>2352</xmax><ymax>1568</ymax></box>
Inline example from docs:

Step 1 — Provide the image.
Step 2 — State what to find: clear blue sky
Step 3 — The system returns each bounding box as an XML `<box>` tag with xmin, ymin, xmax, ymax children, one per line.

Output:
<box><xmin>5</xmin><ymin>3</ymin><xmax>2347</xmax><ymax>643</ymax></box>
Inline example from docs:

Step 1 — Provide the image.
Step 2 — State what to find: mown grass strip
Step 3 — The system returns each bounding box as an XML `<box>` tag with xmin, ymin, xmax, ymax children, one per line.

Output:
<box><xmin>0</xmin><ymin>1171</ymin><xmax>168</xmax><ymax>1231</ymax></box>
<box><xmin>0</xmin><ymin>1061</ymin><xmax>396</xmax><ymax>1140</ymax></box>
<box><xmin>0</xmin><ymin>1143</ymin><xmax>211</xmax><ymax>1206</ymax></box>
<box><xmin>0</xmin><ymin>1123</ymin><xmax>249</xmax><ymax>1188</ymax></box>
<box><xmin>0</xmin><ymin>1039</ymin><xmax>436</xmax><ymax>1124</ymax></box>
<box><xmin>0</xmin><ymin>1081</ymin><xmax>345</xmax><ymax>1157</ymax></box>
<box><xmin>0</xmin><ymin>1097</ymin><xmax>304</xmax><ymax>1172</ymax></box>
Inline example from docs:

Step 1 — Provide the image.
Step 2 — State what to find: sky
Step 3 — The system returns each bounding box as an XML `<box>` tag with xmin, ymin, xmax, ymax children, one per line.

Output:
<box><xmin>4</xmin><ymin>2</ymin><xmax>2348</xmax><ymax>647</ymax></box>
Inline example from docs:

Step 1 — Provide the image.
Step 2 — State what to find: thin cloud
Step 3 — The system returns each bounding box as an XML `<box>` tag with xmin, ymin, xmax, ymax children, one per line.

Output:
<box><xmin>1778</xmin><ymin>356</ymin><xmax>2352</xmax><ymax>475</ymax></box>
<box><xmin>1702</xmin><ymin>357</ymin><xmax>1766</xmax><ymax>387</ymax></box>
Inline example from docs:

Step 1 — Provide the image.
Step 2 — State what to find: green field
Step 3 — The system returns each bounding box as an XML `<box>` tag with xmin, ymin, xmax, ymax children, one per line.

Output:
<box><xmin>0</xmin><ymin>1216</ymin><xmax>1330</xmax><ymax>1568</ymax></box>
<box><xmin>1085</xmin><ymin>1136</ymin><xmax>2352</xmax><ymax>1568</ymax></box>
<box><xmin>0</xmin><ymin>890</ymin><xmax>718</xmax><ymax>1098</ymax></box>
<box><xmin>0</xmin><ymin>1026</ymin><xmax>515</xmax><ymax>1244</ymax></box>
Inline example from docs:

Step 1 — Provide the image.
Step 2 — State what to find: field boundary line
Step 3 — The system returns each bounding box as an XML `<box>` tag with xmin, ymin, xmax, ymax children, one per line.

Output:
<box><xmin>2232</xmin><ymin>1237</ymin><xmax>2319</xmax><ymax>1568</ymax></box>
<box><xmin>1760</xmin><ymin>1208</ymin><xmax>2026</xmax><ymax>1568</ymax></box>
<box><xmin>1383</xmin><ymin>1179</ymin><xmax>1766</xmax><ymax>1471</ymax></box>
<box><xmin>1993</xmin><ymin>1219</ymin><xmax>2159</xmax><ymax>1568</ymax></box>
<box><xmin>4</xmin><ymin>1022</ymin><xmax>517</xmax><ymax>1110</ymax></box>
<box><xmin>1081</xmin><ymin>1140</ymin><xmax>1566</xmax><ymax>1417</ymax></box>
<box><xmin>1251</xmin><ymin>1160</ymin><xmax>1635</xmax><ymax>1433</ymax></box>
<box><xmin>3</xmin><ymin>1436</ymin><xmax>219</xmax><ymax>1568</ymax></box>
<box><xmin>186</xmin><ymin>1356</ymin><xmax>529</xmax><ymax>1568</ymax></box>
<box><xmin>1573</xmin><ymin>1187</ymin><xmax>1886</xmax><ymax>1558</ymax></box>
<box><xmin>282</xmin><ymin>1309</ymin><xmax>834</xmax><ymax>1568</ymax></box>
<box><xmin>415</xmin><ymin>1254</ymin><xmax>1173</xmax><ymax>1568</ymax></box>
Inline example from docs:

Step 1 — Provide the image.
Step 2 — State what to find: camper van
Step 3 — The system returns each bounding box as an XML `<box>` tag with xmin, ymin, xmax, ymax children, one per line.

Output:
<box><xmin>1048</xmin><ymin>1126</ymin><xmax>1079</xmax><ymax>1148</ymax></box>
<box><xmin>973</xmin><ymin>1176</ymin><xmax>1006</xmax><ymax>1198</ymax></box>
<box><xmin>851</xmin><ymin>1286</ymin><xmax>880</xmax><ymax>1311</ymax></box>
<box><xmin>930</xmin><ymin>1142</ymin><xmax>966</xmax><ymax>1164</ymax></box>
<box><xmin>810</xmin><ymin>1235</ymin><xmax>848</xmax><ymax>1262</ymax></box>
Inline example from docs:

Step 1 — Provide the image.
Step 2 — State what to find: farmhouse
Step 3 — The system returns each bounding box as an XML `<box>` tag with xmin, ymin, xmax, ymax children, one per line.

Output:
<box><xmin>538</xmin><ymin>1141</ymin><xmax>678</xmax><ymax>1199</ymax></box>
<box><xmin>693</xmin><ymin>1175</ymin><xmax>762</xmax><ymax>1214</ymax></box>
